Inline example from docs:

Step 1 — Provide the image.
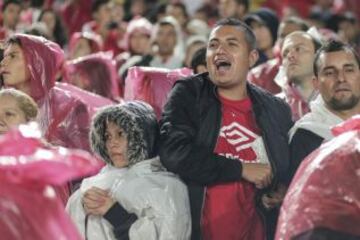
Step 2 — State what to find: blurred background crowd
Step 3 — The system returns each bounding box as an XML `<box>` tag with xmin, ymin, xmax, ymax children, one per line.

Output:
<box><xmin>0</xmin><ymin>0</ymin><xmax>359</xmax><ymax>100</ymax></box>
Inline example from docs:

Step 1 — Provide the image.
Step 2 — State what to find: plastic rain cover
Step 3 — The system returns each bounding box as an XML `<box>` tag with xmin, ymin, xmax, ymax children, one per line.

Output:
<box><xmin>124</xmin><ymin>66</ymin><xmax>192</xmax><ymax>119</ymax></box>
<box><xmin>11</xmin><ymin>34</ymin><xmax>114</xmax><ymax>152</ymax></box>
<box><xmin>0</xmin><ymin>123</ymin><xmax>103</xmax><ymax>240</ymax></box>
<box><xmin>276</xmin><ymin>116</ymin><xmax>360</xmax><ymax>239</ymax></box>
<box><xmin>63</xmin><ymin>52</ymin><xmax>120</xmax><ymax>100</ymax></box>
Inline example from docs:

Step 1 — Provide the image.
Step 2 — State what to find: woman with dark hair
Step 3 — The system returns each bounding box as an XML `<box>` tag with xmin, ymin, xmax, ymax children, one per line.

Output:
<box><xmin>38</xmin><ymin>8</ymin><xmax>67</xmax><ymax>47</ymax></box>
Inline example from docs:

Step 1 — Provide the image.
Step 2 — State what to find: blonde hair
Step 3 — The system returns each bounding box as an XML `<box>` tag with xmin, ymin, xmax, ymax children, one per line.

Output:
<box><xmin>0</xmin><ymin>89</ymin><xmax>38</xmax><ymax>121</ymax></box>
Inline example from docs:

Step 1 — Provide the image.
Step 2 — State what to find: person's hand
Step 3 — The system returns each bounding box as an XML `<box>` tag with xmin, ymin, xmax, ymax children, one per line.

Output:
<box><xmin>82</xmin><ymin>187</ymin><xmax>115</xmax><ymax>216</ymax></box>
<box><xmin>241</xmin><ymin>163</ymin><xmax>272</xmax><ymax>189</ymax></box>
<box><xmin>262</xmin><ymin>184</ymin><xmax>287</xmax><ymax>209</ymax></box>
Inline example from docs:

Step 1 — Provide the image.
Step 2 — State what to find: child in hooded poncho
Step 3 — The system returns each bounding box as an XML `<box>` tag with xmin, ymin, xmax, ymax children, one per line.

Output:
<box><xmin>66</xmin><ymin>101</ymin><xmax>191</xmax><ymax>240</ymax></box>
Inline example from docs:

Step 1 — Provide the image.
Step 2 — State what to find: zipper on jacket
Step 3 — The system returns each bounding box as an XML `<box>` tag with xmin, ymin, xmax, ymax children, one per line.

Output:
<box><xmin>249</xmin><ymin>87</ymin><xmax>277</xmax><ymax>240</ymax></box>
<box><xmin>210</xmin><ymin>85</ymin><xmax>223</xmax><ymax>152</ymax></box>
<box><xmin>199</xmin><ymin>186</ymin><xmax>207</xmax><ymax>240</ymax></box>
<box><xmin>256</xmin><ymin>204</ymin><xmax>268</xmax><ymax>240</ymax></box>
<box><xmin>261</xmin><ymin>129</ymin><xmax>277</xmax><ymax>189</ymax></box>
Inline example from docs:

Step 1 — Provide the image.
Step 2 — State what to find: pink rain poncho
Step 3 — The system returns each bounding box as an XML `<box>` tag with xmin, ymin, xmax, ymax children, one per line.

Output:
<box><xmin>13</xmin><ymin>34</ymin><xmax>113</xmax><ymax>152</ymax></box>
<box><xmin>63</xmin><ymin>52</ymin><xmax>120</xmax><ymax>100</ymax></box>
<box><xmin>276</xmin><ymin>116</ymin><xmax>360</xmax><ymax>239</ymax></box>
<box><xmin>124</xmin><ymin>66</ymin><xmax>192</xmax><ymax>119</ymax></box>
<box><xmin>0</xmin><ymin>123</ymin><xmax>103</xmax><ymax>240</ymax></box>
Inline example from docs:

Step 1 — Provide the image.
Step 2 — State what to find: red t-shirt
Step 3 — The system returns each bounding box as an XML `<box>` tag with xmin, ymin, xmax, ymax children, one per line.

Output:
<box><xmin>202</xmin><ymin>95</ymin><xmax>266</xmax><ymax>240</ymax></box>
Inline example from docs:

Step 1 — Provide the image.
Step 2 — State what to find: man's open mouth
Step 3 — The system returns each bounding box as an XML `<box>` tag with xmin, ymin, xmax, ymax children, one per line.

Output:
<box><xmin>215</xmin><ymin>59</ymin><xmax>232</xmax><ymax>72</ymax></box>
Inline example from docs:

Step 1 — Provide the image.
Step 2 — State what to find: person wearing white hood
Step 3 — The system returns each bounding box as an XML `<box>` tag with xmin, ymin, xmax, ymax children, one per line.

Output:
<box><xmin>289</xmin><ymin>40</ymin><xmax>360</xmax><ymax>180</ymax></box>
<box><xmin>132</xmin><ymin>16</ymin><xmax>184</xmax><ymax>70</ymax></box>
<box><xmin>66</xmin><ymin>101</ymin><xmax>191</xmax><ymax>240</ymax></box>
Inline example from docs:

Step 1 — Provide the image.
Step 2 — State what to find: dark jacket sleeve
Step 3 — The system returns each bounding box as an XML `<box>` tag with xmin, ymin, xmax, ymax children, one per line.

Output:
<box><xmin>159</xmin><ymin>80</ymin><xmax>242</xmax><ymax>185</ymax></box>
<box><xmin>104</xmin><ymin>202</ymin><xmax>138</xmax><ymax>240</ymax></box>
<box><xmin>289</xmin><ymin>128</ymin><xmax>324</xmax><ymax>181</ymax></box>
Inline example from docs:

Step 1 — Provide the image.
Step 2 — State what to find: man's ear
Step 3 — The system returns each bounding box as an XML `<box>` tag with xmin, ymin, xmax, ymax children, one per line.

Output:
<box><xmin>249</xmin><ymin>49</ymin><xmax>259</xmax><ymax>68</ymax></box>
<box><xmin>313</xmin><ymin>75</ymin><xmax>319</xmax><ymax>90</ymax></box>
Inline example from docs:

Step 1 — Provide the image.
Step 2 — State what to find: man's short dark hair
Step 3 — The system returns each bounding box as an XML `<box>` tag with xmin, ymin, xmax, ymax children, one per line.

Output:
<box><xmin>213</xmin><ymin>18</ymin><xmax>257</xmax><ymax>50</ymax></box>
<box><xmin>235</xmin><ymin>0</ymin><xmax>250</xmax><ymax>12</ymax></box>
<box><xmin>313</xmin><ymin>40</ymin><xmax>360</xmax><ymax>77</ymax></box>
<box><xmin>282</xmin><ymin>16</ymin><xmax>309</xmax><ymax>32</ymax></box>
<box><xmin>191</xmin><ymin>47</ymin><xmax>206</xmax><ymax>74</ymax></box>
<box><xmin>92</xmin><ymin>0</ymin><xmax>110</xmax><ymax>13</ymax></box>
<box><xmin>2</xmin><ymin>0</ymin><xmax>21</xmax><ymax>12</ymax></box>
<box><xmin>169</xmin><ymin>2</ymin><xmax>188</xmax><ymax>18</ymax></box>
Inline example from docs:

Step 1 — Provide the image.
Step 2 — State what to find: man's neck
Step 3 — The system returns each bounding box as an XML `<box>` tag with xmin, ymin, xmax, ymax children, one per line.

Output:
<box><xmin>328</xmin><ymin>104</ymin><xmax>360</xmax><ymax>121</ymax></box>
<box><xmin>217</xmin><ymin>82</ymin><xmax>248</xmax><ymax>101</ymax></box>
<box><xmin>158</xmin><ymin>52</ymin><xmax>173</xmax><ymax>63</ymax></box>
<box><xmin>292</xmin><ymin>75</ymin><xmax>315</xmax><ymax>102</ymax></box>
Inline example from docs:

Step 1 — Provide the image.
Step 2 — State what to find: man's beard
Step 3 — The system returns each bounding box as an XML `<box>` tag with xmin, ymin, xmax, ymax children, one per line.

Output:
<box><xmin>328</xmin><ymin>94</ymin><xmax>360</xmax><ymax>111</ymax></box>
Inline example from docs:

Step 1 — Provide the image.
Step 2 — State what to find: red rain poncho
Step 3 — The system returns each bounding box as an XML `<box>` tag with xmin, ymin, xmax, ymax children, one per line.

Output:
<box><xmin>63</xmin><ymin>52</ymin><xmax>120</xmax><ymax>100</ymax></box>
<box><xmin>14</xmin><ymin>34</ymin><xmax>113</xmax><ymax>152</ymax></box>
<box><xmin>124</xmin><ymin>66</ymin><xmax>192</xmax><ymax>119</ymax></box>
<box><xmin>276</xmin><ymin>116</ymin><xmax>360</xmax><ymax>239</ymax></box>
<box><xmin>0</xmin><ymin>123</ymin><xmax>103</xmax><ymax>240</ymax></box>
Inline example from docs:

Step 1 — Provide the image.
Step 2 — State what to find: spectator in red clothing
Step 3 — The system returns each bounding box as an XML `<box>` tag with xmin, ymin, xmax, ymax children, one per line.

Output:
<box><xmin>248</xmin><ymin>17</ymin><xmax>309</xmax><ymax>94</ymax></box>
<box><xmin>0</xmin><ymin>0</ymin><xmax>22</xmax><ymax>41</ymax></box>
<box><xmin>0</xmin><ymin>33</ymin><xmax>113</xmax><ymax>152</ymax></box>
<box><xmin>159</xmin><ymin>18</ymin><xmax>293</xmax><ymax>240</ymax></box>
<box><xmin>279</xmin><ymin>31</ymin><xmax>322</xmax><ymax>120</ymax></box>
<box><xmin>60</xmin><ymin>0</ymin><xmax>92</xmax><ymax>36</ymax></box>
<box><xmin>82</xmin><ymin>0</ymin><xmax>122</xmax><ymax>55</ymax></box>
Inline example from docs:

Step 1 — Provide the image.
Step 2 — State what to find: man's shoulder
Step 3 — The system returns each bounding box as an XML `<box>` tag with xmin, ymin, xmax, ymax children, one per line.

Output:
<box><xmin>291</xmin><ymin>128</ymin><xmax>324</xmax><ymax>154</ymax></box>
<box><xmin>176</xmin><ymin>72</ymin><xmax>210</xmax><ymax>85</ymax></box>
<box><xmin>293</xmin><ymin>128</ymin><xmax>324</xmax><ymax>142</ymax></box>
<box><xmin>172</xmin><ymin>72</ymin><xmax>212</xmax><ymax>94</ymax></box>
<box><xmin>249</xmin><ymin>83</ymin><xmax>288</xmax><ymax>108</ymax></box>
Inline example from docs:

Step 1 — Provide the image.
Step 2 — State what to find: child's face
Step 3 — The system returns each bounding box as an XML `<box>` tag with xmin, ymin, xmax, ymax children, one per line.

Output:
<box><xmin>105</xmin><ymin>121</ymin><xmax>128</xmax><ymax>168</ymax></box>
<box><xmin>0</xmin><ymin>95</ymin><xmax>27</xmax><ymax>134</ymax></box>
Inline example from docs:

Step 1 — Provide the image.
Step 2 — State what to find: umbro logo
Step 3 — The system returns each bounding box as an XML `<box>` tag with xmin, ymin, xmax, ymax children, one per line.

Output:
<box><xmin>219</xmin><ymin>122</ymin><xmax>258</xmax><ymax>152</ymax></box>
